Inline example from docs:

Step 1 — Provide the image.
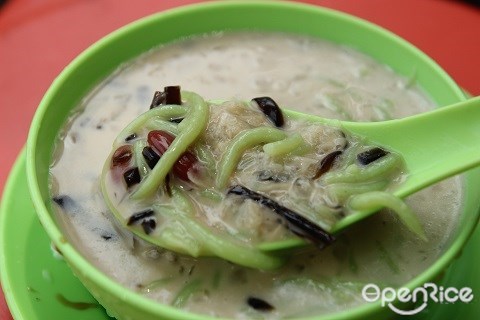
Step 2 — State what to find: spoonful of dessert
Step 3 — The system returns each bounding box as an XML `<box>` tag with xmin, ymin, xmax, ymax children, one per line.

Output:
<box><xmin>100</xmin><ymin>86</ymin><xmax>480</xmax><ymax>268</ymax></box>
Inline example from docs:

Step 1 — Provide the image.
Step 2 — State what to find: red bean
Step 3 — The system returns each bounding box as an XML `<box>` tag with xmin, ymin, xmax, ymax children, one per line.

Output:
<box><xmin>147</xmin><ymin>130</ymin><xmax>197</xmax><ymax>181</ymax></box>
<box><xmin>111</xmin><ymin>145</ymin><xmax>133</xmax><ymax>168</ymax></box>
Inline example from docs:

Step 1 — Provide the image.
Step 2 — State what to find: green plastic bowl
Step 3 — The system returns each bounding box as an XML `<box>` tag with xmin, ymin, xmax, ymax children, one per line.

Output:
<box><xmin>26</xmin><ymin>1</ymin><xmax>478</xmax><ymax>319</ymax></box>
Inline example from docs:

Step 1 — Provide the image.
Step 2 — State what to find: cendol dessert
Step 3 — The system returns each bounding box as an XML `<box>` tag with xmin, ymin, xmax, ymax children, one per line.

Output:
<box><xmin>49</xmin><ymin>32</ymin><xmax>461</xmax><ymax>318</ymax></box>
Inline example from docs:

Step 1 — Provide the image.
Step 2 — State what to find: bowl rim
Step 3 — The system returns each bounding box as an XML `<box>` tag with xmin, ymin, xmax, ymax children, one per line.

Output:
<box><xmin>25</xmin><ymin>1</ymin><xmax>475</xmax><ymax>319</ymax></box>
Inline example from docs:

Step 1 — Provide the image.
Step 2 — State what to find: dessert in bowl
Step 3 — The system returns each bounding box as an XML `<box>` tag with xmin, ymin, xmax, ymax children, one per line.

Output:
<box><xmin>27</xmin><ymin>1</ymin><xmax>478</xmax><ymax>319</ymax></box>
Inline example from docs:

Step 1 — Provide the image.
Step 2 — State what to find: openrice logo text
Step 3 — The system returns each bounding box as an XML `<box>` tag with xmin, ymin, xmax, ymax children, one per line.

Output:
<box><xmin>362</xmin><ymin>283</ymin><xmax>474</xmax><ymax>315</ymax></box>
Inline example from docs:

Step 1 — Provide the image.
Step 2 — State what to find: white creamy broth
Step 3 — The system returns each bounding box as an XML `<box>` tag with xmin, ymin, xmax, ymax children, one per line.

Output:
<box><xmin>50</xmin><ymin>32</ymin><xmax>461</xmax><ymax>319</ymax></box>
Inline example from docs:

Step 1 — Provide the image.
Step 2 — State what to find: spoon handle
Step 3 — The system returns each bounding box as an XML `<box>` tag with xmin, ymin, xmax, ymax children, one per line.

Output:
<box><xmin>339</xmin><ymin>96</ymin><xmax>480</xmax><ymax>198</ymax></box>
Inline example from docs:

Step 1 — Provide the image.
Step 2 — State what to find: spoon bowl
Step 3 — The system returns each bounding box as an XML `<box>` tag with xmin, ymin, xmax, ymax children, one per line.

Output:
<box><xmin>104</xmin><ymin>94</ymin><xmax>480</xmax><ymax>254</ymax></box>
<box><xmin>259</xmin><ymin>95</ymin><xmax>480</xmax><ymax>251</ymax></box>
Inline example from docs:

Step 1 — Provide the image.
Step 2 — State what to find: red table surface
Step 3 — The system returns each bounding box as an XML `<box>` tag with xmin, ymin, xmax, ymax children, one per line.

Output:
<box><xmin>0</xmin><ymin>0</ymin><xmax>479</xmax><ymax>319</ymax></box>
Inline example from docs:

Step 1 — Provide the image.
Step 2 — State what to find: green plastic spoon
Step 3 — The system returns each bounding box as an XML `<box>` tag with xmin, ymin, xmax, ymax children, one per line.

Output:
<box><xmin>259</xmin><ymin>95</ymin><xmax>480</xmax><ymax>251</ymax></box>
